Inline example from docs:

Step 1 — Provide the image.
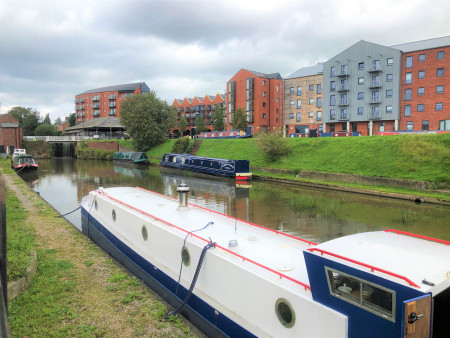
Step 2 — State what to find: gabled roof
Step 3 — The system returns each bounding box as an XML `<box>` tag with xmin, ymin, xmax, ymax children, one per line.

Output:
<box><xmin>244</xmin><ymin>69</ymin><xmax>282</xmax><ymax>80</ymax></box>
<box><xmin>391</xmin><ymin>35</ymin><xmax>450</xmax><ymax>53</ymax></box>
<box><xmin>77</xmin><ymin>82</ymin><xmax>149</xmax><ymax>95</ymax></box>
<box><xmin>286</xmin><ymin>63</ymin><xmax>324</xmax><ymax>79</ymax></box>
<box><xmin>0</xmin><ymin>114</ymin><xmax>19</xmax><ymax>124</ymax></box>
<box><xmin>64</xmin><ymin>117</ymin><xmax>123</xmax><ymax>131</ymax></box>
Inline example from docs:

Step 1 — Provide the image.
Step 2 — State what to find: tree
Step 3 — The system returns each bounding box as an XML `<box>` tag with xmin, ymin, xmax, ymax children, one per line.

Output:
<box><xmin>232</xmin><ymin>107</ymin><xmax>247</xmax><ymax>131</ymax></box>
<box><xmin>212</xmin><ymin>104</ymin><xmax>225</xmax><ymax>131</ymax></box>
<box><xmin>120</xmin><ymin>90</ymin><xmax>176</xmax><ymax>151</ymax></box>
<box><xmin>177</xmin><ymin>116</ymin><xmax>188</xmax><ymax>135</ymax></box>
<box><xmin>68</xmin><ymin>113</ymin><xmax>76</xmax><ymax>127</ymax></box>
<box><xmin>8</xmin><ymin>106</ymin><xmax>30</xmax><ymax>124</ymax></box>
<box><xmin>54</xmin><ymin>117</ymin><xmax>63</xmax><ymax>126</ymax></box>
<box><xmin>22</xmin><ymin>109</ymin><xmax>40</xmax><ymax>136</ymax></box>
<box><xmin>195</xmin><ymin>116</ymin><xmax>206</xmax><ymax>134</ymax></box>
<box><xmin>43</xmin><ymin>113</ymin><xmax>51</xmax><ymax>124</ymax></box>
<box><xmin>35</xmin><ymin>123</ymin><xmax>58</xmax><ymax>136</ymax></box>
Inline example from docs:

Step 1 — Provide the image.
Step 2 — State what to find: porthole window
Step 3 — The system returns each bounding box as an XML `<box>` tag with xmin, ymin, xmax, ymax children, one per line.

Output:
<box><xmin>94</xmin><ymin>200</ymin><xmax>98</xmax><ymax>210</ymax></box>
<box><xmin>181</xmin><ymin>247</ymin><xmax>190</xmax><ymax>267</ymax></box>
<box><xmin>142</xmin><ymin>225</ymin><xmax>148</xmax><ymax>241</ymax></box>
<box><xmin>275</xmin><ymin>298</ymin><xmax>295</xmax><ymax>328</ymax></box>
<box><xmin>112</xmin><ymin>209</ymin><xmax>116</xmax><ymax>222</ymax></box>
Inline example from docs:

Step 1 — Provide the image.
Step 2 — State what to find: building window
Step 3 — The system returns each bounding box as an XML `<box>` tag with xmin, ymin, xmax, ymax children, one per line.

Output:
<box><xmin>404</xmin><ymin>105</ymin><xmax>411</xmax><ymax>117</ymax></box>
<box><xmin>317</xmin><ymin>97</ymin><xmax>322</xmax><ymax>108</ymax></box>
<box><xmin>318</xmin><ymin>125</ymin><xmax>324</xmax><ymax>133</ymax></box>
<box><xmin>317</xmin><ymin>84</ymin><xmax>322</xmax><ymax>94</ymax></box>
<box><xmin>358</xmin><ymin>77</ymin><xmax>364</xmax><ymax>85</ymax></box>
<box><xmin>419</xmin><ymin>54</ymin><xmax>426</xmax><ymax>62</ymax></box>
<box><xmin>263</xmin><ymin>80</ymin><xmax>266</xmax><ymax>86</ymax></box>
<box><xmin>262</xmin><ymin>113</ymin><xmax>266</xmax><ymax>119</ymax></box>
<box><xmin>407</xmin><ymin>121</ymin><xmax>414</xmax><ymax>131</ymax></box>
<box><xmin>422</xmin><ymin>120</ymin><xmax>429</xmax><ymax>131</ymax></box>
<box><xmin>330</xmin><ymin>95</ymin><xmax>336</xmax><ymax>106</ymax></box>
<box><xmin>437</xmin><ymin>68</ymin><xmax>444</xmax><ymax>77</ymax></box>
<box><xmin>437</xmin><ymin>51</ymin><xmax>445</xmax><ymax>60</ymax></box>
<box><xmin>372</xmin><ymin>91</ymin><xmax>380</xmax><ymax>103</ymax></box>
<box><xmin>289</xmin><ymin>113</ymin><xmax>294</xmax><ymax>119</ymax></box>
<box><xmin>386</xmin><ymin>105</ymin><xmax>392</xmax><ymax>113</ymax></box>
<box><xmin>386</xmin><ymin>89</ymin><xmax>393</xmax><ymax>98</ymax></box>
<box><xmin>358</xmin><ymin>92</ymin><xmax>364</xmax><ymax>100</ymax></box>
<box><xmin>436</xmin><ymin>102</ymin><xmax>443</xmax><ymax>111</ymax></box>
<box><xmin>418</xmin><ymin>87</ymin><xmax>425</xmax><ymax>95</ymax></box>
<box><xmin>405</xmin><ymin>89</ymin><xmax>412</xmax><ymax>101</ymax></box>
<box><xmin>341</xmin><ymin>64</ymin><xmax>347</xmax><ymax>75</ymax></box>
<box><xmin>436</xmin><ymin>85</ymin><xmax>444</xmax><ymax>94</ymax></box>
<box><xmin>297</xmin><ymin>100</ymin><xmax>302</xmax><ymax>109</ymax></box>
<box><xmin>357</xmin><ymin>107</ymin><xmax>364</xmax><ymax>115</ymax></box>
<box><xmin>331</xmin><ymin>66</ymin><xmax>336</xmax><ymax>77</ymax></box>
<box><xmin>417</xmin><ymin>104</ymin><xmax>424</xmax><ymax>112</ymax></box>
<box><xmin>330</xmin><ymin>109</ymin><xmax>336</xmax><ymax>120</ymax></box>
<box><xmin>262</xmin><ymin>102</ymin><xmax>266</xmax><ymax>108</ymax></box>
<box><xmin>289</xmin><ymin>87</ymin><xmax>294</xmax><ymax>94</ymax></box>
<box><xmin>405</xmin><ymin>56</ymin><xmax>413</xmax><ymax>68</ymax></box>
<box><xmin>277</xmin><ymin>85</ymin><xmax>279</xmax><ymax>92</ymax></box>
<box><xmin>439</xmin><ymin>120</ymin><xmax>450</xmax><ymax>130</ymax></box>
<box><xmin>379</xmin><ymin>122</ymin><xmax>385</xmax><ymax>132</ymax></box>
<box><xmin>418</xmin><ymin>70</ymin><xmax>425</xmax><ymax>79</ymax></box>
<box><xmin>358</xmin><ymin>62</ymin><xmax>364</xmax><ymax>70</ymax></box>
<box><xmin>296</xmin><ymin>113</ymin><xmax>301</xmax><ymax>122</ymax></box>
<box><xmin>263</xmin><ymin>91</ymin><xmax>266</xmax><ymax>97</ymax></box>
<box><xmin>290</xmin><ymin>100</ymin><xmax>294</xmax><ymax>107</ymax></box>
<box><xmin>330</xmin><ymin>124</ymin><xmax>335</xmax><ymax>132</ymax></box>
<box><xmin>309</xmin><ymin>111</ymin><xmax>314</xmax><ymax>118</ymax></box>
<box><xmin>297</xmin><ymin>86</ymin><xmax>302</xmax><ymax>95</ymax></box>
<box><xmin>330</xmin><ymin>81</ymin><xmax>336</xmax><ymax>92</ymax></box>
<box><xmin>386</xmin><ymin>74</ymin><xmax>393</xmax><ymax>82</ymax></box>
<box><xmin>309</xmin><ymin>84</ymin><xmax>314</xmax><ymax>91</ymax></box>
<box><xmin>387</xmin><ymin>58</ymin><xmax>393</xmax><ymax>66</ymax></box>
<box><xmin>317</xmin><ymin>111</ymin><xmax>322</xmax><ymax>121</ymax></box>
<box><xmin>405</xmin><ymin>72</ymin><xmax>412</xmax><ymax>84</ymax></box>
<box><xmin>309</xmin><ymin>98</ymin><xmax>314</xmax><ymax>105</ymax></box>
<box><xmin>340</xmin><ymin>109</ymin><xmax>348</xmax><ymax>120</ymax></box>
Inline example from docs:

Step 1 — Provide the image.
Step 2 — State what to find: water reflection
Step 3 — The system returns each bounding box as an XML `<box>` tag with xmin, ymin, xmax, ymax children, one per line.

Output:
<box><xmin>25</xmin><ymin>158</ymin><xmax>450</xmax><ymax>242</ymax></box>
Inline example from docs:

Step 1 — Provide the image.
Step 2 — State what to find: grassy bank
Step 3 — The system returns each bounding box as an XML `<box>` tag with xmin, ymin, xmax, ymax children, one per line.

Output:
<box><xmin>1</xmin><ymin>160</ymin><xmax>200</xmax><ymax>337</ymax></box>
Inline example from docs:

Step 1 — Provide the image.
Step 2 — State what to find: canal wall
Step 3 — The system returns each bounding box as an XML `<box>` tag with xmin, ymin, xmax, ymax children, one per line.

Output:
<box><xmin>85</xmin><ymin>141</ymin><xmax>118</xmax><ymax>151</ymax></box>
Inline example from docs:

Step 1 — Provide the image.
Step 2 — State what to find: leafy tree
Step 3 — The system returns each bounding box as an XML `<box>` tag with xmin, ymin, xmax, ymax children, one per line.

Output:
<box><xmin>8</xmin><ymin>106</ymin><xmax>30</xmax><ymax>124</ymax></box>
<box><xmin>232</xmin><ymin>107</ymin><xmax>247</xmax><ymax>131</ymax></box>
<box><xmin>195</xmin><ymin>116</ymin><xmax>206</xmax><ymax>134</ymax></box>
<box><xmin>43</xmin><ymin>113</ymin><xmax>51</xmax><ymax>124</ymax></box>
<box><xmin>68</xmin><ymin>113</ymin><xmax>76</xmax><ymax>127</ymax></box>
<box><xmin>177</xmin><ymin>116</ymin><xmax>188</xmax><ymax>135</ymax></box>
<box><xmin>212</xmin><ymin>104</ymin><xmax>225</xmax><ymax>131</ymax></box>
<box><xmin>54</xmin><ymin>117</ymin><xmax>63</xmax><ymax>126</ymax></box>
<box><xmin>120</xmin><ymin>90</ymin><xmax>176</xmax><ymax>151</ymax></box>
<box><xmin>35</xmin><ymin>123</ymin><xmax>58</xmax><ymax>136</ymax></box>
<box><xmin>22</xmin><ymin>110</ymin><xmax>40</xmax><ymax>136</ymax></box>
<box><xmin>255</xmin><ymin>132</ymin><xmax>292</xmax><ymax>162</ymax></box>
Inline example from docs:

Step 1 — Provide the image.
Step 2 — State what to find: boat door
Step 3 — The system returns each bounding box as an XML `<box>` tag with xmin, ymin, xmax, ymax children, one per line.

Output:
<box><xmin>402</xmin><ymin>294</ymin><xmax>432</xmax><ymax>337</ymax></box>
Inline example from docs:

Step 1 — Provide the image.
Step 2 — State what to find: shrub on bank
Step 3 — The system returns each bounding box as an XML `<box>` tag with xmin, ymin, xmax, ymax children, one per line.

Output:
<box><xmin>172</xmin><ymin>136</ymin><xmax>192</xmax><ymax>154</ymax></box>
<box><xmin>75</xmin><ymin>148</ymin><xmax>114</xmax><ymax>160</ymax></box>
<box><xmin>255</xmin><ymin>133</ymin><xmax>291</xmax><ymax>162</ymax></box>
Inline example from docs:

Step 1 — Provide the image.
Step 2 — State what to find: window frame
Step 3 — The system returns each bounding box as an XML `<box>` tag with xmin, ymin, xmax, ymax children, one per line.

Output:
<box><xmin>437</xmin><ymin>68</ymin><xmax>444</xmax><ymax>77</ymax></box>
<box><xmin>418</xmin><ymin>87</ymin><xmax>425</xmax><ymax>96</ymax></box>
<box><xmin>436</xmin><ymin>102</ymin><xmax>443</xmax><ymax>111</ymax></box>
<box><xmin>387</xmin><ymin>58</ymin><xmax>393</xmax><ymax>66</ymax></box>
<box><xmin>436</xmin><ymin>85</ymin><xmax>444</xmax><ymax>94</ymax></box>
<box><xmin>417</xmin><ymin>104</ymin><xmax>424</xmax><ymax>112</ymax></box>
<box><xmin>437</xmin><ymin>50</ymin><xmax>444</xmax><ymax>60</ymax></box>
<box><xmin>419</xmin><ymin>54</ymin><xmax>426</xmax><ymax>62</ymax></box>
<box><xmin>418</xmin><ymin>70</ymin><xmax>425</xmax><ymax>79</ymax></box>
<box><xmin>405</xmin><ymin>56</ymin><xmax>413</xmax><ymax>68</ymax></box>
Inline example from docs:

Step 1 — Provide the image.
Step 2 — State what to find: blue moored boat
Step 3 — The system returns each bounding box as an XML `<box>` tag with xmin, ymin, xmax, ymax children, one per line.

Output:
<box><xmin>113</xmin><ymin>152</ymin><xmax>149</xmax><ymax>165</ymax></box>
<box><xmin>160</xmin><ymin>153</ymin><xmax>252</xmax><ymax>181</ymax></box>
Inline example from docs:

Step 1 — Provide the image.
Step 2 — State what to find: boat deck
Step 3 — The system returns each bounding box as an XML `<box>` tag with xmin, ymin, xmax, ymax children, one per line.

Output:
<box><xmin>96</xmin><ymin>186</ymin><xmax>316</xmax><ymax>293</ymax></box>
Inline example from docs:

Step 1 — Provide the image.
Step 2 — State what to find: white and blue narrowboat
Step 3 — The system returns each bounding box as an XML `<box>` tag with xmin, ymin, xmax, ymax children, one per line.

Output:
<box><xmin>160</xmin><ymin>154</ymin><xmax>252</xmax><ymax>181</ymax></box>
<box><xmin>81</xmin><ymin>186</ymin><xmax>449</xmax><ymax>337</ymax></box>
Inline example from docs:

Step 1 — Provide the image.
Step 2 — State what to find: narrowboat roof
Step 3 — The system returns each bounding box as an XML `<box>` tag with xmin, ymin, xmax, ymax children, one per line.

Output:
<box><xmin>309</xmin><ymin>231</ymin><xmax>449</xmax><ymax>295</ymax></box>
<box><xmin>163</xmin><ymin>153</ymin><xmax>247</xmax><ymax>162</ymax></box>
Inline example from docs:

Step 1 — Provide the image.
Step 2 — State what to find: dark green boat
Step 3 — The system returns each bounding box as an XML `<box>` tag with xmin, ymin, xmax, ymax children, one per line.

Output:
<box><xmin>113</xmin><ymin>152</ymin><xmax>149</xmax><ymax>165</ymax></box>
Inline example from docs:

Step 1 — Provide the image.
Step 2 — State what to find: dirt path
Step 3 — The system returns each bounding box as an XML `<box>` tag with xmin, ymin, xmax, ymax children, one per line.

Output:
<box><xmin>4</xmin><ymin>173</ymin><xmax>203</xmax><ymax>337</ymax></box>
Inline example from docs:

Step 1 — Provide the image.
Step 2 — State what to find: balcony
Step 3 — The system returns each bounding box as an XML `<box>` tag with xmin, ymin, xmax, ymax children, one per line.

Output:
<box><xmin>370</xmin><ymin>98</ymin><xmax>381</xmax><ymax>104</ymax></box>
<box><xmin>93</xmin><ymin>110</ymin><xmax>100</xmax><ymax>117</ymax></box>
<box><xmin>337</xmin><ymin>85</ymin><xmax>349</xmax><ymax>92</ymax></box>
<box><xmin>92</xmin><ymin>103</ymin><xmax>100</xmax><ymax>109</ymax></box>
<box><xmin>108</xmin><ymin>94</ymin><xmax>116</xmax><ymax>100</ymax></box>
<box><xmin>368</xmin><ymin>65</ymin><xmax>382</xmax><ymax>73</ymax></box>
<box><xmin>337</xmin><ymin>70</ymin><xmax>349</xmax><ymax>77</ymax></box>
<box><xmin>338</xmin><ymin>100</ymin><xmax>349</xmax><ymax>106</ymax></box>
<box><xmin>108</xmin><ymin>102</ymin><xmax>116</xmax><ymax>108</ymax></box>
<box><xmin>339</xmin><ymin>113</ymin><xmax>349</xmax><ymax>121</ymax></box>
<box><xmin>369</xmin><ymin>81</ymin><xmax>382</xmax><ymax>88</ymax></box>
<box><xmin>370</xmin><ymin>113</ymin><xmax>381</xmax><ymax>120</ymax></box>
<box><xmin>92</xmin><ymin>96</ymin><xmax>100</xmax><ymax>101</ymax></box>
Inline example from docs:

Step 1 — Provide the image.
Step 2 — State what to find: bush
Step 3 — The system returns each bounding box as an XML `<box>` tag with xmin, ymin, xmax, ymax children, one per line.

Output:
<box><xmin>255</xmin><ymin>133</ymin><xmax>291</xmax><ymax>162</ymax></box>
<box><xmin>172</xmin><ymin>136</ymin><xmax>192</xmax><ymax>154</ymax></box>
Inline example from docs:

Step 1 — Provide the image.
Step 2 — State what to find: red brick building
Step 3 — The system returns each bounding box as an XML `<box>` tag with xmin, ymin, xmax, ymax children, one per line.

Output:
<box><xmin>226</xmin><ymin>69</ymin><xmax>283</xmax><ymax>135</ymax></box>
<box><xmin>171</xmin><ymin>94</ymin><xmax>225</xmax><ymax>137</ymax></box>
<box><xmin>393</xmin><ymin>36</ymin><xmax>450</xmax><ymax>132</ymax></box>
<box><xmin>74</xmin><ymin>82</ymin><xmax>149</xmax><ymax>124</ymax></box>
<box><xmin>0</xmin><ymin>114</ymin><xmax>22</xmax><ymax>154</ymax></box>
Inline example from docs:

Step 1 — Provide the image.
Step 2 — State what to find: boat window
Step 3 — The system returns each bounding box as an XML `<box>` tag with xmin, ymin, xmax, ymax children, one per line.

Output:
<box><xmin>181</xmin><ymin>247</ymin><xmax>190</xmax><ymax>267</ymax></box>
<box><xmin>94</xmin><ymin>200</ymin><xmax>98</xmax><ymax>210</ymax></box>
<box><xmin>172</xmin><ymin>156</ymin><xmax>177</xmax><ymax>163</ymax></box>
<box><xmin>112</xmin><ymin>209</ymin><xmax>116</xmax><ymax>222</ymax></box>
<box><xmin>165</xmin><ymin>155</ymin><xmax>169</xmax><ymax>162</ymax></box>
<box><xmin>181</xmin><ymin>158</ymin><xmax>185</xmax><ymax>164</ymax></box>
<box><xmin>275</xmin><ymin>298</ymin><xmax>295</xmax><ymax>328</ymax></box>
<box><xmin>325</xmin><ymin>267</ymin><xmax>395</xmax><ymax>321</ymax></box>
<box><xmin>141</xmin><ymin>225</ymin><xmax>148</xmax><ymax>241</ymax></box>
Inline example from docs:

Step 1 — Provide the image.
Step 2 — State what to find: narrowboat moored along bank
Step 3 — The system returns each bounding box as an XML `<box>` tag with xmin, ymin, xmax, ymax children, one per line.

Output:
<box><xmin>160</xmin><ymin>154</ymin><xmax>252</xmax><ymax>181</ymax></box>
<box><xmin>113</xmin><ymin>152</ymin><xmax>149</xmax><ymax>165</ymax></box>
<box><xmin>81</xmin><ymin>186</ymin><xmax>449</xmax><ymax>337</ymax></box>
<box><xmin>11</xmin><ymin>155</ymin><xmax>39</xmax><ymax>172</ymax></box>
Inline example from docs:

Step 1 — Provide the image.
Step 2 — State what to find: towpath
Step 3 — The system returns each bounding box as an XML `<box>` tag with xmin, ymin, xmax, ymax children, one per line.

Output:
<box><xmin>4</xmin><ymin>172</ymin><xmax>204</xmax><ymax>337</ymax></box>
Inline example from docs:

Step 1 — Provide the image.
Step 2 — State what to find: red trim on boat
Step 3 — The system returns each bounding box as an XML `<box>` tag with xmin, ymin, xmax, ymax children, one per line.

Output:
<box><xmin>307</xmin><ymin>248</ymin><xmax>420</xmax><ymax>288</ymax></box>
<box><xmin>95</xmin><ymin>189</ymin><xmax>312</xmax><ymax>292</ymax></box>
<box><xmin>384</xmin><ymin>229</ymin><xmax>450</xmax><ymax>245</ymax></box>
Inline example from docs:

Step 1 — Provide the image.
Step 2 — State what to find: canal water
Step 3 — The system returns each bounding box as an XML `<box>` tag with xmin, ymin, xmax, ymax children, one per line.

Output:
<box><xmin>19</xmin><ymin>158</ymin><xmax>450</xmax><ymax>243</ymax></box>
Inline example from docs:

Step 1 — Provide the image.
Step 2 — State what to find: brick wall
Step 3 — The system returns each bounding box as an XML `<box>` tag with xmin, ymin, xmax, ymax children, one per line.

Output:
<box><xmin>86</xmin><ymin>141</ymin><xmax>118</xmax><ymax>151</ymax></box>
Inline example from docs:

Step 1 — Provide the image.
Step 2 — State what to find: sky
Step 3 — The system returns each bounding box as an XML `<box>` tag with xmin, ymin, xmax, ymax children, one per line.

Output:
<box><xmin>0</xmin><ymin>0</ymin><xmax>449</xmax><ymax>123</ymax></box>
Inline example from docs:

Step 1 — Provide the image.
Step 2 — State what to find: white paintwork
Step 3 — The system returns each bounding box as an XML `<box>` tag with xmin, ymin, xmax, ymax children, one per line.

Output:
<box><xmin>82</xmin><ymin>187</ymin><xmax>347</xmax><ymax>337</ymax></box>
<box><xmin>312</xmin><ymin>231</ymin><xmax>450</xmax><ymax>294</ymax></box>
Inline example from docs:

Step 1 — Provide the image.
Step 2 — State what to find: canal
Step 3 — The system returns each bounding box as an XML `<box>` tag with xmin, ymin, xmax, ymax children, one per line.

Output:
<box><xmin>19</xmin><ymin>158</ymin><xmax>450</xmax><ymax>243</ymax></box>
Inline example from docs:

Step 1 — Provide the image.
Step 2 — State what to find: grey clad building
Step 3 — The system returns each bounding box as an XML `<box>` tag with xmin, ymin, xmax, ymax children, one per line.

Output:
<box><xmin>323</xmin><ymin>41</ymin><xmax>402</xmax><ymax>135</ymax></box>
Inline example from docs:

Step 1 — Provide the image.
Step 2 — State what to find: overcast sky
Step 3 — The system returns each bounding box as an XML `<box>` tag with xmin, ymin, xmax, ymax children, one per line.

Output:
<box><xmin>0</xmin><ymin>0</ymin><xmax>449</xmax><ymax>122</ymax></box>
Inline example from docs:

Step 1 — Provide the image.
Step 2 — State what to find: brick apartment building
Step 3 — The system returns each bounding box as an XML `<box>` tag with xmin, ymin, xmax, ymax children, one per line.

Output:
<box><xmin>171</xmin><ymin>94</ymin><xmax>226</xmax><ymax>137</ymax></box>
<box><xmin>0</xmin><ymin>114</ymin><xmax>22</xmax><ymax>154</ymax></box>
<box><xmin>74</xmin><ymin>82</ymin><xmax>150</xmax><ymax>124</ymax></box>
<box><xmin>392</xmin><ymin>36</ymin><xmax>450</xmax><ymax>132</ymax></box>
<box><xmin>226</xmin><ymin>69</ymin><xmax>283</xmax><ymax>135</ymax></box>
<box><xmin>283</xmin><ymin>63</ymin><xmax>323</xmax><ymax>136</ymax></box>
